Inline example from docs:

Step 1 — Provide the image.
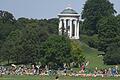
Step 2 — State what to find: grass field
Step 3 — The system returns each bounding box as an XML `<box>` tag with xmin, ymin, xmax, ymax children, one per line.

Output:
<box><xmin>0</xmin><ymin>75</ymin><xmax>120</xmax><ymax>80</ymax></box>
<box><xmin>80</xmin><ymin>41</ymin><xmax>120</xmax><ymax>69</ymax></box>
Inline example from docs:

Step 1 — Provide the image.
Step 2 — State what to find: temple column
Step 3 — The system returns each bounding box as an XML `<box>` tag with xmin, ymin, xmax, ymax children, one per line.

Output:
<box><xmin>64</xmin><ymin>19</ymin><xmax>67</xmax><ymax>33</ymax></box>
<box><xmin>74</xmin><ymin>20</ymin><xmax>77</xmax><ymax>38</ymax></box>
<box><xmin>59</xmin><ymin>19</ymin><xmax>62</xmax><ymax>35</ymax></box>
<box><xmin>69</xmin><ymin>19</ymin><xmax>73</xmax><ymax>38</ymax></box>
<box><xmin>77</xmin><ymin>20</ymin><xmax>80</xmax><ymax>39</ymax></box>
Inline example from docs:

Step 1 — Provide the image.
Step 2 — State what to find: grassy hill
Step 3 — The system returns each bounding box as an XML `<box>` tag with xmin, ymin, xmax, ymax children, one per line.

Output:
<box><xmin>79</xmin><ymin>41</ymin><xmax>117</xmax><ymax>69</ymax></box>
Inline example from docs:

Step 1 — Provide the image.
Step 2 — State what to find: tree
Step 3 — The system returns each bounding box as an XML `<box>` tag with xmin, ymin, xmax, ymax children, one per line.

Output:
<box><xmin>81</xmin><ymin>0</ymin><xmax>116</xmax><ymax>35</ymax></box>
<box><xmin>0</xmin><ymin>10</ymin><xmax>18</xmax><ymax>41</ymax></box>
<box><xmin>0</xmin><ymin>10</ymin><xmax>19</xmax><ymax>64</ymax></box>
<box><xmin>47</xmin><ymin>18</ymin><xmax>59</xmax><ymax>34</ymax></box>
<box><xmin>98</xmin><ymin>15</ymin><xmax>120</xmax><ymax>64</ymax></box>
<box><xmin>0</xmin><ymin>10</ymin><xmax>85</xmax><ymax>66</ymax></box>
<box><xmin>0</xmin><ymin>29</ymin><xmax>23</xmax><ymax>64</ymax></box>
<box><xmin>17</xmin><ymin>18</ymin><xmax>58</xmax><ymax>35</ymax></box>
<box><xmin>20</xmin><ymin>26</ymin><xmax>49</xmax><ymax>64</ymax></box>
<box><xmin>1</xmin><ymin>26</ymin><xmax>49</xmax><ymax>64</ymax></box>
<box><xmin>0</xmin><ymin>10</ymin><xmax>15</xmax><ymax>23</ymax></box>
<box><xmin>97</xmin><ymin>16</ymin><xmax>119</xmax><ymax>52</ymax></box>
<box><xmin>104</xmin><ymin>44</ymin><xmax>120</xmax><ymax>65</ymax></box>
<box><xmin>40</xmin><ymin>35</ymin><xmax>72</xmax><ymax>68</ymax></box>
<box><xmin>0</xmin><ymin>11</ymin><xmax>59</xmax><ymax>64</ymax></box>
<box><xmin>70</xmin><ymin>40</ymin><xmax>85</xmax><ymax>65</ymax></box>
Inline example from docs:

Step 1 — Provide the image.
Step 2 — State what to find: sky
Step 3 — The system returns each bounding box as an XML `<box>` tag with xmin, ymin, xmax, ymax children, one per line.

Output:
<box><xmin>0</xmin><ymin>0</ymin><xmax>120</xmax><ymax>19</ymax></box>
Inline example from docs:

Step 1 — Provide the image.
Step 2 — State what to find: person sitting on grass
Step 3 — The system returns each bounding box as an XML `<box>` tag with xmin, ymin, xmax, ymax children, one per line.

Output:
<box><xmin>111</xmin><ymin>67</ymin><xmax>117</xmax><ymax>77</ymax></box>
<box><xmin>80</xmin><ymin>63</ymin><xmax>85</xmax><ymax>73</ymax></box>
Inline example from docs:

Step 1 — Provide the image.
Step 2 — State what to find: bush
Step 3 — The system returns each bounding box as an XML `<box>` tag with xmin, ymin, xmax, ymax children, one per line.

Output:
<box><xmin>80</xmin><ymin>34</ymin><xmax>99</xmax><ymax>49</ymax></box>
<box><xmin>104</xmin><ymin>44</ymin><xmax>120</xmax><ymax>65</ymax></box>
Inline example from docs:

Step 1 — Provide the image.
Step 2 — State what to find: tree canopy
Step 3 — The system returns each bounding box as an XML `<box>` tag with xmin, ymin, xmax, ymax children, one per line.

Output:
<box><xmin>97</xmin><ymin>15</ymin><xmax>120</xmax><ymax>64</ymax></box>
<box><xmin>0</xmin><ymin>10</ymin><xmax>84</xmax><ymax>67</ymax></box>
<box><xmin>81</xmin><ymin>0</ymin><xmax>116</xmax><ymax>35</ymax></box>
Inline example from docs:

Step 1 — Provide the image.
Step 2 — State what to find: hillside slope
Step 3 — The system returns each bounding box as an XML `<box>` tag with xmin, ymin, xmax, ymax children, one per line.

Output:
<box><xmin>76</xmin><ymin>40</ymin><xmax>114</xmax><ymax>69</ymax></box>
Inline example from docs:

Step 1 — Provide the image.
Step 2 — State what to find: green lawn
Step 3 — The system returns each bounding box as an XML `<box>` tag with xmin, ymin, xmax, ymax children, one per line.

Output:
<box><xmin>0</xmin><ymin>75</ymin><xmax>120</xmax><ymax>80</ymax></box>
<box><xmin>80</xmin><ymin>41</ymin><xmax>119</xmax><ymax>69</ymax></box>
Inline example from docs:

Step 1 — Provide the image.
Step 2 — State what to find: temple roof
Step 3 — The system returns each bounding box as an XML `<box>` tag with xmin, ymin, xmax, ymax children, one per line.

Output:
<box><xmin>60</xmin><ymin>7</ymin><xmax>78</xmax><ymax>14</ymax></box>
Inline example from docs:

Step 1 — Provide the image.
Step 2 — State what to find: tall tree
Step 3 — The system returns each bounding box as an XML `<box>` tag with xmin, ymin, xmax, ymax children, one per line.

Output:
<box><xmin>70</xmin><ymin>40</ymin><xmax>85</xmax><ymax>65</ymax></box>
<box><xmin>81</xmin><ymin>0</ymin><xmax>116</xmax><ymax>35</ymax></box>
<box><xmin>0</xmin><ymin>10</ymin><xmax>15</xmax><ymax>23</ymax></box>
<box><xmin>1</xmin><ymin>26</ymin><xmax>49</xmax><ymax>64</ymax></box>
<box><xmin>0</xmin><ymin>10</ymin><xmax>18</xmax><ymax>41</ymax></box>
<box><xmin>0</xmin><ymin>29</ymin><xmax>23</xmax><ymax>64</ymax></box>
<box><xmin>98</xmin><ymin>15</ymin><xmax>120</xmax><ymax>64</ymax></box>
<box><xmin>40</xmin><ymin>35</ymin><xmax>72</xmax><ymax>68</ymax></box>
<box><xmin>97</xmin><ymin>16</ymin><xmax>119</xmax><ymax>52</ymax></box>
<box><xmin>104</xmin><ymin>44</ymin><xmax>120</xmax><ymax>65</ymax></box>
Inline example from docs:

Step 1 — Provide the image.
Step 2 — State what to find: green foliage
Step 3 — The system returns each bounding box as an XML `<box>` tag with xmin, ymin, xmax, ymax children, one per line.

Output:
<box><xmin>98</xmin><ymin>15</ymin><xmax>120</xmax><ymax>64</ymax></box>
<box><xmin>81</xmin><ymin>0</ymin><xmax>120</xmax><ymax>65</ymax></box>
<box><xmin>80</xmin><ymin>42</ymin><xmax>111</xmax><ymax>69</ymax></box>
<box><xmin>97</xmin><ymin>15</ymin><xmax>119</xmax><ymax>52</ymax></box>
<box><xmin>0</xmin><ymin>10</ymin><xmax>19</xmax><ymax>64</ymax></box>
<box><xmin>1</xmin><ymin>26</ymin><xmax>49</xmax><ymax>64</ymax></box>
<box><xmin>46</xmin><ymin>18</ymin><xmax>59</xmax><ymax>34</ymax></box>
<box><xmin>1</xmin><ymin>30</ymin><xmax>23</xmax><ymax>64</ymax></box>
<box><xmin>0</xmin><ymin>10</ymin><xmax>85</xmax><ymax>67</ymax></box>
<box><xmin>0</xmin><ymin>10</ymin><xmax>18</xmax><ymax>41</ymax></box>
<box><xmin>17</xmin><ymin>18</ymin><xmax>58</xmax><ymax>34</ymax></box>
<box><xmin>40</xmin><ymin>35</ymin><xmax>71</xmax><ymax>66</ymax></box>
<box><xmin>70</xmin><ymin>40</ymin><xmax>85</xmax><ymax>64</ymax></box>
<box><xmin>80</xmin><ymin>34</ymin><xmax>99</xmax><ymax>48</ymax></box>
<box><xmin>104</xmin><ymin>44</ymin><xmax>120</xmax><ymax>65</ymax></box>
<box><xmin>81</xmin><ymin>0</ymin><xmax>116</xmax><ymax>35</ymax></box>
<box><xmin>39</xmin><ymin>36</ymin><xmax>85</xmax><ymax>69</ymax></box>
<box><xmin>0</xmin><ymin>10</ymin><xmax>15</xmax><ymax>23</ymax></box>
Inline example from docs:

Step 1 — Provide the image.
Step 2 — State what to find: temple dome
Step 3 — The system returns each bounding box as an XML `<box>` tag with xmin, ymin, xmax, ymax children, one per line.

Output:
<box><xmin>60</xmin><ymin>7</ymin><xmax>78</xmax><ymax>14</ymax></box>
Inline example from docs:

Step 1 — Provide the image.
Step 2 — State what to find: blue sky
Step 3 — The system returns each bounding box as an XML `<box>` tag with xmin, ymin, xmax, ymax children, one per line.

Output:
<box><xmin>0</xmin><ymin>0</ymin><xmax>120</xmax><ymax>19</ymax></box>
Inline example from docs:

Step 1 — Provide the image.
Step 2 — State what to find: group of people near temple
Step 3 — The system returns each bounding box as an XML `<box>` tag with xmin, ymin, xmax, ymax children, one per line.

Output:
<box><xmin>0</xmin><ymin>63</ymin><xmax>119</xmax><ymax>77</ymax></box>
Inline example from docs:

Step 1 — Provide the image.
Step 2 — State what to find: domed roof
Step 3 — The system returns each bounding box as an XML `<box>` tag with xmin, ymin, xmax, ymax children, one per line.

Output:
<box><xmin>60</xmin><ymin>7</ymin><xmax>78</xmax><ymax>14</ymax></box>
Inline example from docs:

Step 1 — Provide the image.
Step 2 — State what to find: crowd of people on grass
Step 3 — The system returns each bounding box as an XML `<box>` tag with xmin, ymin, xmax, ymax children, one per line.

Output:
<box><xmin>72</xmin><ymin>64</ymin><xmax>120</xmax><ymax>77</ymax></box>
<box><xmin>0</xmin><ymin>63</ymin><xmax>120</xmax><ymax>77</ymax></box>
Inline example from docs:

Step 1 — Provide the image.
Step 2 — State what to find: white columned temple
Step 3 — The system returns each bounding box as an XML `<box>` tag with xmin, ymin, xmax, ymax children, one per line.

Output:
<box><xmin>58</xmin><ymin>7</ymin><xmax>80</xmax><ymax>39</ymax></box>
